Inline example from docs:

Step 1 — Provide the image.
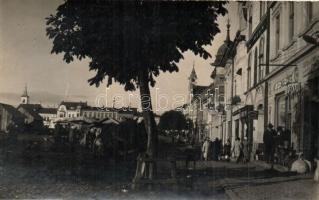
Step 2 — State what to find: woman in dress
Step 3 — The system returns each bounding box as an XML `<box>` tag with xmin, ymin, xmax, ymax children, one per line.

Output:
<box><xmin>232</xmin><ymin>137</ymin><xmax>241</xmax><ymax>163</ymax></box>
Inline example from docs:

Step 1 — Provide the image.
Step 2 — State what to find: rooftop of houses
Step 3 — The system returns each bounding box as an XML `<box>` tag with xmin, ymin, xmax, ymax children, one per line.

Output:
<box><xmin>17</xmin><ymin>104</ymin><xmax>43</xmax><ymax>120</ymax></box>
<box><xmin>59</xmin><ymin>101</ymin><xmax>88</xmax><ymax>110</ymax></box>
<box><xmin>0</xmin><ymin>103</ymin><xmax>26</xmax><ymax>122</ymax></box>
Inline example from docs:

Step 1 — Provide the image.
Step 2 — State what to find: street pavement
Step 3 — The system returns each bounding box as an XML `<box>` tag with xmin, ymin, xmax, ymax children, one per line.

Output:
<box><xmin>1</xmin><ymin>135</ymin><xmax>317</xmax><ymax>199</ymax></box>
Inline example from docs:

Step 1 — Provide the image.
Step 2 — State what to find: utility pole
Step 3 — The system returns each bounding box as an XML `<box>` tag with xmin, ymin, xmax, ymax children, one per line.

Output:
<box><xmin>264</xmin><ymin>3</ymin><xmax>271</xmax><ymax>131</ymax></box>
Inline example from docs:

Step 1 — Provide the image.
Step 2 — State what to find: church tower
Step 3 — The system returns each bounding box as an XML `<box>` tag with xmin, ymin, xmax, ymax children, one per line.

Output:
<box><xmin>21</xmin><ymin>85</ymin><xmax>29</xmax><ymax>104</ymax></box>
<box><xmin>188</xmin><ymin>62</ymin><xmax>197</xmax><ymax>103</ymax></box>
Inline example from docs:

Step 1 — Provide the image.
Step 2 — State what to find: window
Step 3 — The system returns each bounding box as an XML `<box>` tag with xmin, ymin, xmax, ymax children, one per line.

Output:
<box><xmin>254</xmin><ymin>48</ymin><xmax>258</xmax><ymax>85</ymax></box>
<box><xmin>247</xmin><ymin>54</ymin><xmax>252</xmax><ymax>90</ymax></box>
<box><xmin>234</xmin><ymin>80</ymin><xmax>237</xmax><ymax>96</ymax></box>
<box><xmin>289</xmin><ymin>2</ymin><xmax>294</xmax><ymax>41</ymax></box>
<box><xmin>275</xmin><ymin>14</ymin><xmax>280</xmax><ymax>55</ymax></box>
<box><xmin>275</xmin><ymin>93</ymin><xmax>286</xmax><ymax>128</ymax></box>
<box><xmin>248</xmin><ymin>7</ymin><xmax>253</xmax><ymax>38</ymax></box>
<box><xmin>307</xmin><ymin>2</ymin><xmax>313</xmax><ymax>24</ymax></box>
<box><xmin>260</xmin><ymin>2</ymin><xmax>265</xmax><ymax>20</ymax></box>
<box><xmin>259</xmin><ymin>38</ymin><xmax>264</xmax><ymax>81</ymax></box>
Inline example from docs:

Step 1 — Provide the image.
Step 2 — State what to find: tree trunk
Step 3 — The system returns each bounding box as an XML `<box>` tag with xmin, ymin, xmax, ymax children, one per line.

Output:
<box><xmin>138</xmin><ymin>69</ymin><xmax>158</xmax><ymax>180</ymax></box>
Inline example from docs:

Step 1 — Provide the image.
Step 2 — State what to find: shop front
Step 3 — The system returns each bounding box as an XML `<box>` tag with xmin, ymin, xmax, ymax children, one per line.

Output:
<box><xmin>232</xmin><ymin>105</ymin><xmax>256</xmax><ymax>158</ymax></box>
<box><xmin>303</xmin><ymin>58</ymin><xmax>319</xmax><ymax>161</ymax></box>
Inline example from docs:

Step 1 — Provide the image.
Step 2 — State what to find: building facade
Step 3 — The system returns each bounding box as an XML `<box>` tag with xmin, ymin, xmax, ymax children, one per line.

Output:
<box><xmin>0</xmin><ymin>103</ymin><xmax>25</xmax><ymax>133</ymax></box>
<box><xmin>182</xmin><ymin>1</ymin><xmax>319</xmax><ymax>162</ymax></box>
<box><xmin>215</xmin><ymin>1</ymin><xmax>319</xmax><ymax>161</ymax></box>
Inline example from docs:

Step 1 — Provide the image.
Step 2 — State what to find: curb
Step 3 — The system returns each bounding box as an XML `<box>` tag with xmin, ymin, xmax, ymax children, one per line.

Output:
<box><xmin>220</xmin><ymin>179</ymin><xmax>241</xmax><ymax>200</ymax></box>
<box><xmin>224</xmin><ymin>188</ymin><xmax>240</xmax><ymax>200</ymax></box>
<box><xmin>253</xmin><ymin>160</ymin><xmax>289</xmax><ymax>172</ymax></box>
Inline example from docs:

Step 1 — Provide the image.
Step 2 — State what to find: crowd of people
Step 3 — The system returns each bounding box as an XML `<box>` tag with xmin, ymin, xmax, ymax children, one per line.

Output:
<box><xmin>263</xmin><ymin>123</ymin><xmax>293</xmax><ymax>166</ymax></box>
<box><xmin>54</xmin><ymin>123</ymin><xmax>105</xmax><ymax>157</ymax></box>
<box><xmin>200</xmin><ymin>123</ymin><xmax>292</xmax><ymax>165</ymax></box>
<box><xmin>201</xmin><ymin>136</ymin><xmax>250</xmax><ymax>163</ymax></box>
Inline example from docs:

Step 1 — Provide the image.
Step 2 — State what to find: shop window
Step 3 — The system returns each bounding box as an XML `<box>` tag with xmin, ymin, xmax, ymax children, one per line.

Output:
<box><xmin>275</xmin><ymin>93</ymin><xmax>286</xmax><ymax>128</ymax></box>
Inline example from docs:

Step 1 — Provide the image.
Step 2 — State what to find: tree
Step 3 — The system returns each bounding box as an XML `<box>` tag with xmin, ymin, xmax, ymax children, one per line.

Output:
<box><xmin>46</xmin><ymin>0</ymin><xmax>227</xmax><ymax>179</ymax></box>
<box><xmin>159</xmin><ymin>110</ymin><xmax>187</xmax><ymax>131</ymax></box>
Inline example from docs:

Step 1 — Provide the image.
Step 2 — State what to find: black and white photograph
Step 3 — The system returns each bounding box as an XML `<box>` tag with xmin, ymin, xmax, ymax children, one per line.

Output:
<box><xmin>0</xmin><ymin>0</ymin><xmax>319</xmax><ymax>199</ymax></box>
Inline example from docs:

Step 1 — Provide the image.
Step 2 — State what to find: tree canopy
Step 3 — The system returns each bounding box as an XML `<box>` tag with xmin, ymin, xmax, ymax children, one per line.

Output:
<box><xmin>46</xmin><ymin>0</ymin><xmax>227</xmax><ymax>90</ymax></box>
<box><xmin>159</xmin><ymin>110</ymin><xmax>188</xmax><ymax>131</ymax></box>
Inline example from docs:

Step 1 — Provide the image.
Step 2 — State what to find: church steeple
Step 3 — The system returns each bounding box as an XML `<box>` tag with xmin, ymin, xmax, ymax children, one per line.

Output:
<box><xmin>21</xmin><ymin>84</ymin><xmax>29</xmax><ymax>104</ymax></box>
<box><xmin>189</xmin><ymin>61</ymin><xmax>197</xmax><ymax>83</ymax></box>
<box><xmin>225</xmin><ymin>18</ymin><xmax>230</xmax><ymax>43</ymax></box>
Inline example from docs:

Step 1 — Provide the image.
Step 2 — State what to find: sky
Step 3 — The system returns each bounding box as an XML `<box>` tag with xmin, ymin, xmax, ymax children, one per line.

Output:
<box><xmin>0</xmin><ymin>0</ymin><xmax>238</xmax><ymax>113</ymax></box>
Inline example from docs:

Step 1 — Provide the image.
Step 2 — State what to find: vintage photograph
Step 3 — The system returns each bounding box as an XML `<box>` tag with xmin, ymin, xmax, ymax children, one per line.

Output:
<box><xmin>0</xmin><ymin>0</ymin><xmax>318</xmax><ymax>199</ymax></box>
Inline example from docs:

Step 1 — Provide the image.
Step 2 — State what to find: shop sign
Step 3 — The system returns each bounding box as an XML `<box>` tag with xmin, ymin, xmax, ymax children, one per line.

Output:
<box><xmin>286</xmin><ymin>83</ymin><xmax>301</xmax><ymax>96</ymax></box>
<box><xmin>273</xmin><ymin>67</ymin><xmax>299</xmax><ymax>91</ymax></box>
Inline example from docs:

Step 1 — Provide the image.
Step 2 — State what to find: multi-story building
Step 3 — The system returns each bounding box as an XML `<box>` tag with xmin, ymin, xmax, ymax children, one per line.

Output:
<box><xmin>57</xmin><ymin>101</ymin><xmax>137</xmax><ymax>122</ymax></box>
<box><xmin>214</xmin><ymin>1</ymin><xmax>319</xmax><ymax>162</ymax></box>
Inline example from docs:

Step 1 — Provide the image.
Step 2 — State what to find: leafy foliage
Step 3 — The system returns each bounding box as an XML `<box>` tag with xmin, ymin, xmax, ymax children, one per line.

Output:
<box><xmin>46</xmin><ymin>0</ymin><xmax>227</xmax><ymax>90</ymax></box>
<box><xmin>159</xmin><ymin>110</ymin><xmax>188</xmax><ymax>131</ymax></box>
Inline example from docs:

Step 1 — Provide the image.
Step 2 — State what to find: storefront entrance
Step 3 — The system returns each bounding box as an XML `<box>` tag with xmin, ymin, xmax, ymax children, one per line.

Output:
<box><xmin>304</xmin><ymin>77</ymin><xmax>319</xmax><ymax>160</ymax></box>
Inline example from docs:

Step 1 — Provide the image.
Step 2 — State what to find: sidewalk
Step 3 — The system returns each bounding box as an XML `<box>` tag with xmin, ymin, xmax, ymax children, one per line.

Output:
<box><xmin>223</xmin><ymin>167</ymin><xmax>318</xmax><ymax>200</ymax></box>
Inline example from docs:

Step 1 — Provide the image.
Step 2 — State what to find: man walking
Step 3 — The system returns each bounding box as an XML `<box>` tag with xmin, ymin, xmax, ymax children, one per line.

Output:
<box><xmin>263</xmin><ymin>123</ymin><xmax>275</xmax><ymax>164</ymax></box>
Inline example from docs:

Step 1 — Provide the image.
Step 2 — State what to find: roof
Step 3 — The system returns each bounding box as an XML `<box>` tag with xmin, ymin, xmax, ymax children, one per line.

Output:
<box><xmin>0</xmin><ymin>103</ymin><xmax>26</xmax><ymax>122</ymax></box>
<box><xmin>212</xmin><ymin>20</ymin><xmax>234</xmax><ymax>67</ymax></box>
<box><xmin>38</xmin><ymin>107</ymin><xmax>57</xmax><ymax>114</ymax></box>
<box><xmin>212</xmin><ymin>41</ymin><xmax>234</xmax><ymax>67</ymax></box>
<box><xmin>82</xmin><ymin>106</ymin><xmax>117</xmax><ymax>112</ymax></box>
<box><xmin>18</xmin><ymin>104</ymin><xmax>42</xmax><ymax>120</ymax></box>
<box><xmin>118</xmin><ymin>107</ymin><xmax>138</xmax><ymax>114</ymax></box>
<box><xmin>189</xmin><ymin>66</ymin><xmax>197</xmax><ymax>82</ymax></box>
<box><xmin>60</xmin><ymin>101</ymin><xmax>88</xmax><ymax>110</ymax></box>
<box><xmin>193</xmin><ymin>85</ymin><xmax>209</xmax><ymax>96</ymax></box>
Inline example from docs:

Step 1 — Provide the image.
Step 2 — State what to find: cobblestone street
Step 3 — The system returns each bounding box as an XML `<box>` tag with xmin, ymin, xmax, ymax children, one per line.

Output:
<box><xmin>1</xmin><ymin>144</ymin><xmax>317</xmax><ymax>200</ymax></box>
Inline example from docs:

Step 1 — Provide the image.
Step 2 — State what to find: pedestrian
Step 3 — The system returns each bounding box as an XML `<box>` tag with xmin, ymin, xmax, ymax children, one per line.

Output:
<box><xmin>202</xmin><ymin>137</ymin><xmax>210</xmax><ymax>161</ymax></box>
<box><xmin>232</xmin><ymin>137</ymin><xmax>241</xmax><ymax>163</ymax></box>
<box><xmin>242</xmin><ymin>137</ymin><xmax>249</xmax><ymax>163</ymax></box>
<box><xmin>263</xmin><ymin>123</ymin><xmax>275</xmax><ymax>164</ymax></box>
<box><xmin>282</xmin><ymin>128</ymin><xmax>291</xmax><ymax>149</ymax></box>
<box><xmin>276</xmin><ymin>126</ymin><xmax>284</xmax><ymax>147</ymax></box>
<box><xmin>224</xmin><ymin>138</ymin><xmax>231</xmax><ymax>161</ymax></box>
<box><xmin>212</xmin><ymin>137</ymin><xmax>221</xmax><ymax>161</ymax></box>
